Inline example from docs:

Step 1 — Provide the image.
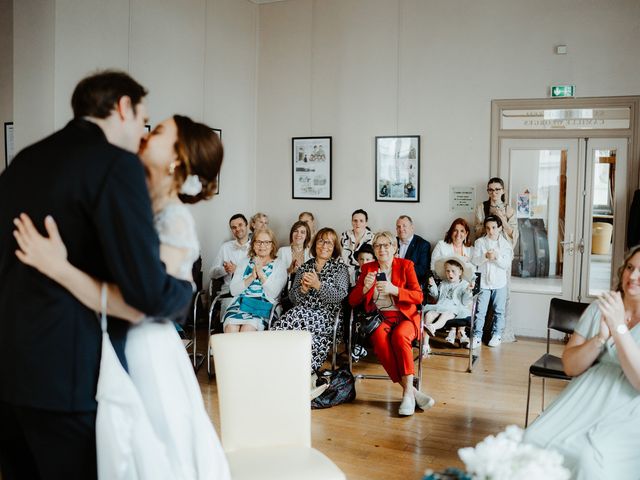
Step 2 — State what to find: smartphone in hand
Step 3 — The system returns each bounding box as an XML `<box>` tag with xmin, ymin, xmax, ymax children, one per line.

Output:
<box><xmin>376</xmin><ymin>272</ymin><xmax>387</xmax><ymax>282</ymax></box>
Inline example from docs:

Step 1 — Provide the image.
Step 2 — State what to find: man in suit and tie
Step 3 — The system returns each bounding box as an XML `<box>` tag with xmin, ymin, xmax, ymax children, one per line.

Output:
<box><xmin>0</xmin><ymin>71</ymin><xmax>193</xmax><ymax>479</ymax></box>
<box><xmin>396</xmin><ymin>215</ymin><xmax>431</xmax><ymax>288</ymax></box>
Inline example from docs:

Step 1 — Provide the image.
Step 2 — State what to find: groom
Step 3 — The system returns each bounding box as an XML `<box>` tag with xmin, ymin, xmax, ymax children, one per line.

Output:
<box><xmin>0</xmin><ymin>71</ymin><xmax>193</xmax><ymax>479</ymax></box>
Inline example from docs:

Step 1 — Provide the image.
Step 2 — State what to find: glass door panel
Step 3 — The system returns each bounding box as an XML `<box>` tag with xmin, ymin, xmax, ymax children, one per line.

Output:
<box><xmin>581</xmin><ymin>139</ymin><xmax>628</xmax><ymax>300</ymax></box>
<box><xmin>501</xmin><ymin>139</ymin><xmax>579</xmax><ymax>297</ymax></box>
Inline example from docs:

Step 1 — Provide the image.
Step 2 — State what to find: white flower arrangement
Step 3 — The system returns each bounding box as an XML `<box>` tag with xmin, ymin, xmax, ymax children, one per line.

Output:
<box><xmin>457</xmin><ymin>425</ymin><xmax>570</xmax><ymax>480</ymax></box>
<box><xmin>180</xmin><ymin>174</ymin><xmax>202</xmax><ymax>196</ymax></box>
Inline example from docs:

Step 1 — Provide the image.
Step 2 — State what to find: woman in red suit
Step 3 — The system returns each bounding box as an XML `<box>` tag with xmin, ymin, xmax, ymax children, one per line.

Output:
<box><xmin>349</xmin><ymin>231</ymin><xmax>435</xmax><ymax>416</ymax></box>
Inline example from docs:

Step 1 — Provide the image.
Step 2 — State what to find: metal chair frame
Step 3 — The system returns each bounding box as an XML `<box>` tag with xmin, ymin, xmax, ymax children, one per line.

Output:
<box><xmin>524</xmin><ymin>297</ymin><xmax>588</xmax><ymax>427</ymax></box>
<box><xmin>423</xmin><ymin>293</ymin><xmax>480</xmax><ymax>373</ymax></box>
<box><xmin>347</xmin><ymin>306</ymin><xmax>425</xmax><ymax>390</ymax></box>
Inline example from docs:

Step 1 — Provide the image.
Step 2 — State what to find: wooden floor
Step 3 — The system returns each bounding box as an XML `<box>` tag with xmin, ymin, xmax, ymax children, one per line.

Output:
<box><xmin>197</xmin><ymin>338</ymin><xmax>566</xmax><ymax>480</ymax></box>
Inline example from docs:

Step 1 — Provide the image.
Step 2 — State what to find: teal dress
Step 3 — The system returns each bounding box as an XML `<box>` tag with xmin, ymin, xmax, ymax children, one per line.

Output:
<box><xmin>524</xmin><ymin>303</ymin><xmax>640</xmax><ymax>479</ymax></box>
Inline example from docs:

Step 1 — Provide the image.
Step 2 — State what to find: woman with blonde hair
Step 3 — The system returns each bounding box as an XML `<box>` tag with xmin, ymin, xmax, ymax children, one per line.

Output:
<box><xmin>349</xmin><ymin>231</ymin><xmax>434</xmax><ymax>417</ymax></box>
<box><xmin>223</xmin><ymin>228</ymin><xmax>287</xmax><ymax>332</ymax></box>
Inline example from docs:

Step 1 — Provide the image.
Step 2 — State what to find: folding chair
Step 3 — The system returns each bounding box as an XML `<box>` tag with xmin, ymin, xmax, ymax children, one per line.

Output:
<box><xmin>422</xmin><ymin>292</ymin><xmax>480</xmax><ymax>373</ymax></box>
<box><xmin>347</xmin><ymin>305</ymin><xmax>425</xmax><ymax>390</ymax></box>
<box><xmin>524</xmin><ymin>297</ymin><xmax>588</xmax><ymax>427</ymax></box>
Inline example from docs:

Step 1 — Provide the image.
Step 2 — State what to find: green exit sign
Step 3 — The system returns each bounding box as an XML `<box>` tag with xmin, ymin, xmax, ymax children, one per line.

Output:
<box><xmin>551</xmin><ymin>85</ymin><xmax>576</xmax><ymax>97</ymax></box>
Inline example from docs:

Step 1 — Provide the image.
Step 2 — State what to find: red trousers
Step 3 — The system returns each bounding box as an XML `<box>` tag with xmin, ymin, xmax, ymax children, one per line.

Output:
<box><xmin>369</xmin><ymin>311</ymin><xmax>418</xmax><ymax>383</ymax></box>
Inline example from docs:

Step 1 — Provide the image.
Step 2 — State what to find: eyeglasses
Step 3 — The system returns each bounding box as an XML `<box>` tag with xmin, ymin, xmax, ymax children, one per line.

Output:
<box><xmin>373</xmin><ymin>243</ymin><xmax>392</xmax><ymax>249</ymax></box>
<box><xmin>487</xmin><ymin>187</ymin><xmax>503</xmax><ymax>193</ymax></box>
<box><xmin>254</xmin><ymin>240</ymin><xmax>273</xmax><ymax>246</ymax></box>
<box><xmin>317</xmin><ymin>239</ymin><xmax>334</xmax><ymax>247</ymax></box>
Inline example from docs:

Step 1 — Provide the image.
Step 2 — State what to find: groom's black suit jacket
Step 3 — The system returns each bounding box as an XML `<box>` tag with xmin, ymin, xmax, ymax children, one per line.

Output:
<box><xmin>0</xmin><ymin>119</ymin><xmax>193</xmax><ymax>412</ymax></box>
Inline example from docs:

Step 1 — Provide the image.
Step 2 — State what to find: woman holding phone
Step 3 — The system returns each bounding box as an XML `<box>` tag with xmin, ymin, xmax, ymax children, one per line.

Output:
<box><xmin>349</xmin><ymin>231</ymin><xmax>433</xmax><ymax>417</ymax></box>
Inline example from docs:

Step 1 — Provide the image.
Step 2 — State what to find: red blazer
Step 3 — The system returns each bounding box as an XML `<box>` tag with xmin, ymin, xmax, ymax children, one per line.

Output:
<box><xmin>348</xmin><ymin>258</ymin><xmax>423</xmax><ymax>328</ymax></box>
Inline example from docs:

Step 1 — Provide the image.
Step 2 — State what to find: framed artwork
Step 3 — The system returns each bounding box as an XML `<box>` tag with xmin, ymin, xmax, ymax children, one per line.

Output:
<box><xmin>375</xmin><ymin>135</ymin><xmax>420</xmax><ymax>202</ymax></box>
<box><xmin>212</xmin><ymin>128</ymin><xmax>221</xmax><ymax>195</ymax></box>
<box><xmin>292</xmin><ymin>136</ymin><xmax>332</xmax><ymax>200</ymax></box>
<box><xmin>4</xmin><ymin>122</ymin><xmax>14</xmax><ymax>168</ymax></box>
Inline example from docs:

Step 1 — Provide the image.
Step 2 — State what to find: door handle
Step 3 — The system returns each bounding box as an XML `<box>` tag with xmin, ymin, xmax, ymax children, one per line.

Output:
<box><xmin>560</xmin><ymin>239</ymin><xmax>575</xmax><ymax>256</ymax></box>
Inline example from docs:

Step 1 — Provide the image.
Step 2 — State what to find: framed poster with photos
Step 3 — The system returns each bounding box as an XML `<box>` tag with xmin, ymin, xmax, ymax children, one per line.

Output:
<box><xmin>292</xmin><ymin>136</ymin><xmax>332</xmax><ymax>200</ymax></box>
<box><xmin>375</xmin><ymin>135</ymin><xmax>420</xmax><ymax>202</ymax></box>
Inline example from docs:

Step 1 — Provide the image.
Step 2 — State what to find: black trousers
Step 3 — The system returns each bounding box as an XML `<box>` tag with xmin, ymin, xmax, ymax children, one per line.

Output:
<box><xmin>0</xmin><ymin>401</ymin><xmax>97</xmax><ymax>480</ymax></box>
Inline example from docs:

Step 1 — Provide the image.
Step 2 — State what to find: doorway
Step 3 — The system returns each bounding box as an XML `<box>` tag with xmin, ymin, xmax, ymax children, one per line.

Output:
<box><xmin>491</xmin><ymin>98</ymin><xmax>640</xmax><ymax>337</ymax></box>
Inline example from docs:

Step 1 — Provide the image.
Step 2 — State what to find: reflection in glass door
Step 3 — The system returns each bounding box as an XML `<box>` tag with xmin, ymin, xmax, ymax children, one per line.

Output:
<box><xmin>581</xmin><ymin>138</ymin><xmax>628</xmax><ymax>300</ymax></box>
<box><xmin>500</xmin><ymin>139</ymin><xmax>580</xmax><ymax>298</ymax></box>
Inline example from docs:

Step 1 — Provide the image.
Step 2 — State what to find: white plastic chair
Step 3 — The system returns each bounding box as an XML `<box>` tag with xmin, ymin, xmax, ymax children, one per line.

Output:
<box><xmin>210</xmin><ymin>331</ymin><xmax>346</xmax><ymax>480</ymax></box>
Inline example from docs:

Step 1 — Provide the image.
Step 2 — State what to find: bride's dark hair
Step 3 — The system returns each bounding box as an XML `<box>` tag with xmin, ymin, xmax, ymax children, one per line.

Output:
<box><xmin>172</xmin><ymin>115</ymin><xmax>223</xmax><ymax>204</ymax></box>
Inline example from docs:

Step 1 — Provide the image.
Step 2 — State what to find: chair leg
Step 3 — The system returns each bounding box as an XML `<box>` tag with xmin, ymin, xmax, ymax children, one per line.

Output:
<box><xmin>207</xmin><ymin>298</ymin><xmax>218</xmax><ymax>379</ymax></box>
<box><xmin>525</xmin><ymin>373</ymin><xmax>532</xmax><ymax>428</ymax></box>
<box><xmin>416</xmin><ymin>316</ymin><xmax>424</xmax><ymax>391</ymax></box>
<box><xmin>331</xmin><ymin>312</ymin><xmax>340</xmax><ymax>370</ymax></box>
<box><xmin>541</xmin><ymin>377</ymin><xmax>546</xmax><ymax>412</ymax></box>
<box><xmin>347</xmin><ymin>311</ymin><xmax>353</xmax><ymax>374</ymax></box>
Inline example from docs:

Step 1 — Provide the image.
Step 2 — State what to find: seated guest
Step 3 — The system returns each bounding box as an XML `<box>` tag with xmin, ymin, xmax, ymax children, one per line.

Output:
<box><xmin>349</xmin><ymin>231</ymin><xmax>434</xmax><ymax>417</ymax></box>
<box><xmin>524</xmin><ymin>246</ymin><xmax>640</xmax><ymax>479</ymax></box>
<box><xmin>340</xmin><ymin>209</ymin><xmax>374</xmax><ymax>286</ymax></box>
<box><xmin>396</xmin><ymin>215</ymin><xmax>430</xmax><ymax>287</ymax></box>
<box><xmin>354</xmin><ymin>243</ymin><xmax>375</xmax><ymax>282</ymax></box>
<box><xmin>209</xmin><ymin>213</ymin><xmax>251</xmax><ymax>314</ymax></box>
<box><xmin>271</xmin><ymin>228</ymin><xmax>349</xmax><ymax>372</ymax></box>
<box><xmin>223</xmin><ymin>228</ymin><xmax>286</xmax><ymax>333</ymax></box>
<box><xmin>277</xmin><ymin>220</ymin><xmax>312</xmax><ymax>276</ymax></box>
<box><xmin>430</xmin><ymin>218</ymin><xmax>474</xmax><ymax>271</ymax></box>
<box><xmin>298</xmin><ymin>211</ymin><xmax>317</xmax><ymax>238</ymax></box>
<box><xmin>424</xmin><ymin>257</ymin><xmax>474</xmax><ymax>347</ymax></box>
<box><xmin>249</xmin><ymin>212</ymin><xmax>269</xmax><ymax>234</ymax></box>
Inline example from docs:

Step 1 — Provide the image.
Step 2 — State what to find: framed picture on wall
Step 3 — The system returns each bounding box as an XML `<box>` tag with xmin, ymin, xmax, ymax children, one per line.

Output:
<box><xmin>212</xmin><ymin>128</ymin><xmax>221</xmax><ymax>195</ymax></box>
<box><xmin>4</xmin><ymin>122</ymin><xmax>14</xmax><ymax>168</ymax></box>
<box><xmin>375</xmin><ymin>135</ymin><xmax>420</xmax><ymax>202</ymax></box>
<box><xmin>292</xmin><ymin>136</ymin><xmax>332</xmax><ymax>200</ymax></box>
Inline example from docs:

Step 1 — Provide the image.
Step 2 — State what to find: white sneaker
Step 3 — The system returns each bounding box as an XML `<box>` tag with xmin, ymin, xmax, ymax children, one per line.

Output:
<box><xmin>471</xmin><ymin>336</ymin><xmax>482</xmax><ymax>349</ymax></box>
<box><xmin>422</xmin><ymin>338</ymin><xmax>431</xmax><ymax>356</ymax></box>
<box><xmin>458</xmin><ymin>331</ymin><xmax>470</xmax><ymax>347</ymax></box>
<box><xmin>488</xmin><ymin>335</ymin><xmax>502</xmax><ymax>347</ymax></box>
<box><xmin>398</xmin><ymin>394</ymin><xmax>416</xmax><ymax>416</ymax></box>
<box><xmin>414</xmin><ymin>389</ymin><xmax>435</xmax><ymax>410</ymax></box>
<box><xmin>445</xmin><ymin>329</ymin><xmax>456</xmax><ymax>345</ymax></box>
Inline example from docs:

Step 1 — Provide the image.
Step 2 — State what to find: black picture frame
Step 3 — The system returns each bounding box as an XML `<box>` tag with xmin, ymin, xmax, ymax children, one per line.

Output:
<box><xmin>375</xmin><ymin>135</ymin><xmax>420</xmax><ymax>202</ymax></box>
<box><xmin>4</xmin><ymin>122</ymin><xmax>14</xmax><ymax>168</ymax></box>
<box><xmin>212</xmin><ymin>128</ymin><xmax>221</xmax><ymax>195</ymax></box>
<box><xmin>292</xmin><ymin>136</ymin><xmax>332</xmax><ymax>200</ymax></box>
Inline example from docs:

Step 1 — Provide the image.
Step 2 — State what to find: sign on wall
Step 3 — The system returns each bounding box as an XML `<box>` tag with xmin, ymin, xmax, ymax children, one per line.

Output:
<box><xmin>449</xmin><ymin>186</ymin><xmax>475</xmax><ymax>212</ymax></box>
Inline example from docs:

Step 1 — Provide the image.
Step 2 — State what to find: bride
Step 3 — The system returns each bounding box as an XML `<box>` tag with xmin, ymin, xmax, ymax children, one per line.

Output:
<box><xmin>13</xmin><ymin>115</ymin><xmax>231</xmax><ymax>480</ymax></box>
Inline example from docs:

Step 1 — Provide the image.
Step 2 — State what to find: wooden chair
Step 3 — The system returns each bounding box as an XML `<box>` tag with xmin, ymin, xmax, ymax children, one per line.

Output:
<box><xmin>524</xmin><ymin>297</ymin><xmax>589</xmax><ymax>427</ymax></box>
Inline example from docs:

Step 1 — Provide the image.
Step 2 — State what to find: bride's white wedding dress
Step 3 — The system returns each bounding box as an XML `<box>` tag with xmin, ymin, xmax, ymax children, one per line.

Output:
<box><xmin>122</xmin><ymin>202</ymin><xmax>230</xmax><ymax>480</ymax></box>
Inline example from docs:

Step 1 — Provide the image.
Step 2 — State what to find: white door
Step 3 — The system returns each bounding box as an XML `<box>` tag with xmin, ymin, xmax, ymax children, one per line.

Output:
<box><xmin>577</xmin><ymin>138</ymin><xmax>629</xmax><ymax>302</ymax></box>
<box><xmin>500</xmin><ymin>137</ymin><xmax>629</xmax><ymax>337</ymax></box>
<box><xmin>500</xmin><ymin>139</ymin><xmax>580</xmax><ymax>337</ymax></box>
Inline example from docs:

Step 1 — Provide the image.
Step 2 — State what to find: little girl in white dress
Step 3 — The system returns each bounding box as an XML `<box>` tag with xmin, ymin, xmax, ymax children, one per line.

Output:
<box><xmin>423</xmin><ymin>257</ymin><xmax>474</xmax><ymax>347</ymax></box>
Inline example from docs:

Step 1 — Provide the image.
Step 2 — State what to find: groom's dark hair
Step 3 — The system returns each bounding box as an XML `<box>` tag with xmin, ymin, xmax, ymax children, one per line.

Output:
<box><xmin>71</xmin><ymin>70</ymin><xmax>148</xmax><ymax>119</ymax></box>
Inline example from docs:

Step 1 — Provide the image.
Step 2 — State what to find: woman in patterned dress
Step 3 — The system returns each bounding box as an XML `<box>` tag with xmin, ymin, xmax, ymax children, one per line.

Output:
<box><xmin>223</xmin><ymin>228</ymin><xmax>287</xmax><ymax>333</ymax></box>
<box><xmin>271</xmin><ymin>227</ymin><xmax>350</xmax><ymax>372</ymax></box>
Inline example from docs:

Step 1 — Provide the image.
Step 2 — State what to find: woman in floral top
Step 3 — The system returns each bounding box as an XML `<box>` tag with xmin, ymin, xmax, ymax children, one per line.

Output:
<box><xmin>272</xmin><ymin>228</ymin><xmax>350</xmax><ymax>371</ymax></box>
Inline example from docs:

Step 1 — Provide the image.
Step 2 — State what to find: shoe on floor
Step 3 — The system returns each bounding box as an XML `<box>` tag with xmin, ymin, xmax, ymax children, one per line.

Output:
<box><xmin>422</xmin><ymin>338</ymin><xmax>431</xmax><ymax>356</ymax></box>
<box><xmin>398</xmin><ymin>394</ymin><xmax>416</xmax><ymax>416</ymax></box>
<box><xmin>414</xmin><ymin>389</ymin><xmax>435</xmax><ymax>410</ymax></box>
<box><xmin>488</xmin><ymin>335</ymin><xmax>502</xmax><ymax>347</ymax></box>
<box><xmin>458</xmin><ymin>331</ymin><xmax>470</xmax><ymax>347</ymax></box>
<box><xmin>425</xmin><ymin>324</ymin><xmax>436</xmax><ymax>337</ymax></box>
<box><xmin>445</xmin><ymin>329</ymin><xmax>456</xmax><ymax>345</ymax></box>
<box><xmin>471</xmin><ymin>336</ymin><xmax>482</xmax><ymax>349</ymax></box>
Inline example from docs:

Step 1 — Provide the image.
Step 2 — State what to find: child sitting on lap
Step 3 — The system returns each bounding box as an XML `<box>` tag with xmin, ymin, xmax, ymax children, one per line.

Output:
<box><xmin>424</xmin><ymin>257</ymin><xmax>474</xmax><ymax>347</ymax></box>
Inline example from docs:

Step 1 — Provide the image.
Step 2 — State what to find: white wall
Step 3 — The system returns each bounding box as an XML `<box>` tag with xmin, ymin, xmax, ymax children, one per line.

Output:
<box><xmin>11</xmin><ymin>0</ymin><xmax>258</xmax><ymax>280</ymax></box>
<box><xmin>256</xmin><ymin>0</ymin><xmax>640</xmax><ymax>247</ymax></box>
<box><xmin>0</xmin><ymin>0</ymin><xmax>12</xmax><ymax>175</ymax></box>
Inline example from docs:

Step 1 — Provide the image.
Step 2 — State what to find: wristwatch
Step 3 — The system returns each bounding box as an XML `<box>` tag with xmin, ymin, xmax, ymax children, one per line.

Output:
<box><xmin>616</xmin><ymin>324</ymin><xmax>629</xmax><ymax>335</ymax></box>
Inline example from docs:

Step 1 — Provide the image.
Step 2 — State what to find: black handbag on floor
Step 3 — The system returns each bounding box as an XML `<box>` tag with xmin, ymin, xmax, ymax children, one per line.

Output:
<box><xmin>311</xmin><ymin>367</ymin><xmax>356</xmax><ymax>409</ymax></box>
